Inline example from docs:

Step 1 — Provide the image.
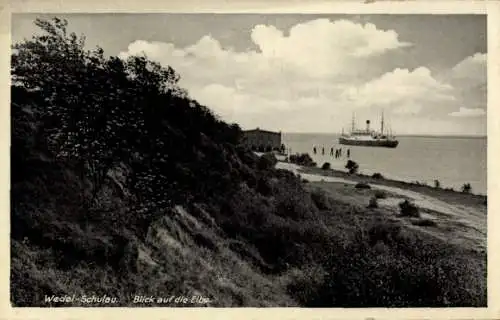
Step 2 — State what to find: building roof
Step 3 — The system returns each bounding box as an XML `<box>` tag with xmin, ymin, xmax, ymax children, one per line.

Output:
<box><xmin>243</xmin><ymin>128</ymin><xmax>281</xmax><ymax>135</ymax></box>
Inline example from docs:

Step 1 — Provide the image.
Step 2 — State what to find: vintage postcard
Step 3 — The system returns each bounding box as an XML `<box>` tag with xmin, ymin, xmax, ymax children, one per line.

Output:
<box><xmin>2</xmin><ymin>0</ymin><xmax>499</xmax><ymax>319</ymax></box>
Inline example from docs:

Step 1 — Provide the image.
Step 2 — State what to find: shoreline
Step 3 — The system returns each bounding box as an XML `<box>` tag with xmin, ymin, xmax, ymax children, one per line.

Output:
<box><xmin>275</xmin><ymin>159</ymin><xmax>487</xmax><ymax>208</ymax></box>
<box><xmin>301</xmin><ymin>165</ymin><xmax>486</xmax><ymax>207</ymax></box>
<box><xmin>261</xmin><ymin>151</ymin><xmax>486</xmax><ymax>196</ymax></box>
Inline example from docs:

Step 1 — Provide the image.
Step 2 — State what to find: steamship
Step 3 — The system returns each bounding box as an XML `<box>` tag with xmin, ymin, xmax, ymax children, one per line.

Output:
<box><xmin>338</xmin><ymin>112</ymin><xmax>399</xmax><ymax>148</ymax></box>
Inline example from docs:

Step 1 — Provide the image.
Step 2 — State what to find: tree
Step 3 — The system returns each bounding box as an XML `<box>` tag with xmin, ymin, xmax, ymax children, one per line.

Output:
<box><xmin>12</xmin><ymin>17</ymin><xmax>246</xmax><ymax>235</ymax></box>
<box><xmin>12</xmin><ymin>18</ymin><xmax>129</xmax><ymax>198</ymax></box>
<box><xmin>345</xmin><ymin>160</ymin><xmax>359</xmax><ymax>174</ymax></box>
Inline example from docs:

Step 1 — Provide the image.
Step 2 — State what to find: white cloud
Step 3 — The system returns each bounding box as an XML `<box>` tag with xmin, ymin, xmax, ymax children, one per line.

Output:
<box><xmin>118</xmin><ymin>18</ymin><xmax>415</xmax><ymax>129</ymax></box>
<box><xmin>118</xmin><ymin>18</ymin><xmax>485</xmax><ymax>134</ymax></box>
<box><xmin>451</xmin><ymin>52</ymin><xmax>486</xmax><ymax>81</ymax></box>
<box><xmin>446</xmin><ymin>52</ymin><xmax>487</xmax><ymax>113</ymax></box>
<box><xmin>341</xmin><ymin>67</ymin><xmax>456</xmax><ymax>114</ymax></box>
<box><xmin>249</xmin><ymin>19</ymin><xmax>412</xmax><ymax>78</ymax></box>
<box><xmin>449</xmin><ymin>107</ymin><xmax>486</xmax><ymax>117</ymax></box>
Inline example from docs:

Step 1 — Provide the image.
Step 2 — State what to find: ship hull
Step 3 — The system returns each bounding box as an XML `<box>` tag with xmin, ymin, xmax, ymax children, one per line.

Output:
<box><xmin>339</xmin><ymin>137</ymin><xmax>399</xmax><ymax>148</ymax></box>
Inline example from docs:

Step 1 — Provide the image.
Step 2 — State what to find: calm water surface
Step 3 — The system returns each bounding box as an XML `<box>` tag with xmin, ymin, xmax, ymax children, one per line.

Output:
<box><xmin>283</xmin><ymin>133</ymin><xmax>487</xmax><ymax>195</ymax></box>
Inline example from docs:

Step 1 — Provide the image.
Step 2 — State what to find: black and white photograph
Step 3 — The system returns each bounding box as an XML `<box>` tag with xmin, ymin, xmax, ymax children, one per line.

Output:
<box><xmin>8</xmin><ymin>4</ymin><xmax>492</xmax><ymax>312</ymax></box>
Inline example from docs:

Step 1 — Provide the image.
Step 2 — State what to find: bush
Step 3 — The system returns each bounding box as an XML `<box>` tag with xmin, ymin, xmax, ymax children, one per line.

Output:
<box><xmin>321</xmin><ymin>162</ymin><xmax>331</xmax><ymax>170</ymax></box>
<box><xmin>411</xmin><ymin>219</ymin><xmax>437</xmax><ymax>227</ymax></box>
<box><xmin>256</xmin><ymin>177</ymin><xmax>273</xmax><ymax>196</ymax></box>
<box><xmin>434</xmin><ymin>180</ymin><xmax>440</xmax><ymax>188</ymax></box>
<box><xmin>367</xmin><ymin>222</ymin><xmax>402</xmax><ymax>246</ymax></box>
<box><xmin>367</xmin><ymin>196</ymin><xmax>378</xmax><ymax>208</ymax></box>
<box><xmin>289</xmin><ymin>153</ymin><xmax>316</xmax><ymax>167</ymax></box>
<box><xmin>258</xmin><ymin>152</ymin><xmax>278</xmax><ymax>170</ymax></box>
<box><xmin>355</xmin><ymin>182</ymin><xmax>370</xmax><ymax>189</ymax></box>
<box><xmin>399</xmin><ymin>200</ymin><xmax>420</xmax><ymax>218</ymax></box>
<box><xmin>462</xmin><ymin>183</ymin><xmax>472</xmax><ymax>194</ymax></box>
<box><xmin>310</xmin><ymin>189</ymin><xmax>331</xmax><ymax>210</ymax></box>
<box><xmin>345</xmin><ymin>160</ymin><xmax>359</xmax><ymax>174</ymax></box>
<box><xmin>372</xmin><ymin>172</ymin><xmax>383</xmax><ymax>179</ymax></box>
<box><xmin>374</xmin><ymin>190</ymin><xmax>387</xmax><ymax>199</ymax></box>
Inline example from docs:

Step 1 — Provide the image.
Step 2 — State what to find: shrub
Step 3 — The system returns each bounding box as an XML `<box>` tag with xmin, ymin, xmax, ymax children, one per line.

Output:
<box><xmin>257</xmin><ymin>152</ymin><xmax>278</xmax><ymax>170</ymax></box>
<box><xmin>434</xmin><ymin>180</ymin><xmax>440</xmax><ymax>188</ymax></box>
<box><xmin>367</xmin><ymin>196</ymin><xmax>378</xmax><ymax>209</ymax></box>
<box><xmin>289</xmin><ymin>153</ymin><xmax>316</xmax><ymax>167</ymax></box>
<box><xmin>372</xmin><ymin>172</ymin><xmax>383</xmax><ymax>179</ymax></box>
<box><xmin>367</xmin><ymin>222</ymin><xmax>402</xmax><ymax>246</ymax></box>
<box><xmin>256</xmin><ymin>177</ymin><xmax>273</xmax><ymax>196</ymax></box>
<box><xmin>355</xmin><ymin>182</ymin><xmax>370</xmax><ymax>189</ymax></box>
<box><xmin>374</xmin><ymin>190</ymin><xmax>387</xmax><ymax>199</ymax></box>
<box><xmin>310</xmin><ymin>189</ymin><xmax>331</xmax><ymax>210</ymax></box>
<box><xmin>345</xmin><ymin>160</ymin><xmax>359</xmax><ymax>174</ymax></box>
<box><xmin>411</xmin><ymin>219</ymin><xmax>437</xmax><ymax>227</ymax></box>
<box><xmin>399</xmin><ymin>200</ymin><xmax>420</xmax><ymax>218</ymax></box>
<box><xmin>321</xmin><ymin>162</ymin><xmax>331</xmax><ymax>170</ymax></box>
<box><xmin>308</xmin><ymin>227</ymin><xmax>487</xmax><ymax>308</ymax></box>
<box><xmin>462</xmin><ymin>183</ymin><xmax>472</xmax><ymax>194</ymax></box>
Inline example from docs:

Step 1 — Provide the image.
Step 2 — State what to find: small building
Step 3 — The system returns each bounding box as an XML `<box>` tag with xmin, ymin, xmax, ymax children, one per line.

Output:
<box><xmin>242</xmin><ymin>127</ymin><xmax>284</xmax><ymax>153</ymax></box>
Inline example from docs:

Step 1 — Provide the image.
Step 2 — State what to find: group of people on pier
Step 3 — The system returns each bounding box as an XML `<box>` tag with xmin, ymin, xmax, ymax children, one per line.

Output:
<box><xmin>313</xmin><ymin>146</ymin><xmax>350</xmax><ymax>159</ymax></box>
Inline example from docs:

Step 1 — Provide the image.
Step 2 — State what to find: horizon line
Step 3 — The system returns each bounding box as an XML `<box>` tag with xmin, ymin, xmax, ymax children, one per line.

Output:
<box><xmin>280</xmin><ymin>132</ymin><xmax>487</xmax><ymax>138</ymax></box>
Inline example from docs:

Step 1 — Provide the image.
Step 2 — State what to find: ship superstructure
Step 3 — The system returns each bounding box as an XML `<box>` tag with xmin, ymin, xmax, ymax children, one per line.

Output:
<box><xmin>339</xmin><ymin>112</ymin><xmax>399</xmax><ymax>148</ymax></box>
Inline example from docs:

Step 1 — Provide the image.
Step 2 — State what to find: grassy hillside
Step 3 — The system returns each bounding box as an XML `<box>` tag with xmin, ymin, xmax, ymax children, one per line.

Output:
<box><xmin>10</xmin><ymin>17</ymin><xmax>486</xmax><ymax>307</ymax></box>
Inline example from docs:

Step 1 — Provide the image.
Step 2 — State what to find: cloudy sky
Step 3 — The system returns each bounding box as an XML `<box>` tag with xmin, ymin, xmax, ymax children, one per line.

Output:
<box><xmin>12</xmin><ymin>14</ymin><xmax>487</xmax><ymax>135</ymax></box>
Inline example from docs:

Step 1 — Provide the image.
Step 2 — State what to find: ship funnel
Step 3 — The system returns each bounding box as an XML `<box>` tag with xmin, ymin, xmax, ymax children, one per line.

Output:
<box><xmin>366</xmin><ymin>120</ymin><xmax>370</xmax><ymax>132</ymax></box>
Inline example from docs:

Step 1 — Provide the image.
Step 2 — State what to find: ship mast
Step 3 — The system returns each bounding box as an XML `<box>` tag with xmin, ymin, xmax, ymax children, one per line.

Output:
<box><xmin>351</xmin><ymin>113</ymin><xmax>355</xmax><ymax>132</ymax></box>
<box><xmin>381</xmin><ymin>110</ymin><xmax>384</xmax><ymax>135</ymax></box>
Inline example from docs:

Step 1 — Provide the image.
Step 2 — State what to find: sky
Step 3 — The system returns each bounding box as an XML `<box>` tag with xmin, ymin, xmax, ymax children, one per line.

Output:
<box><xmin>12</xmin><ymin>13</ymin><xmax>487</xmax><ymax>135</ymax></box>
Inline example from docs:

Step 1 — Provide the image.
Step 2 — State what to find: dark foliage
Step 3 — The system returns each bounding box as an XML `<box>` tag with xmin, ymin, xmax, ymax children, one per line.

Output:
<box><xmin>321</xmin><ymin>162</ymin><xmax>331</xmax><ymax>170</ymax></box>
<box><xmin>372</xmin><ymin>172</ymin><xmax>383</xmax><ymax>179</ymax></box>
<box><xmin>305</xmin><ymin>219</ymin><xmax>486</xmax><ymax>308</ymax></box>
<box><xmin>399</xmin><ymin>200</ymin><xmax>420</xmax><ymax>218</ymax></box>
<box><xmin>11</xmin><ymin>17</ymin><xmax>246</xmax><ymax>223</ymax></box>
<box><xmin>434</xmin><ymin>179</ymin><xmax>441</xmax><ymax>188</ymax></box>
<box><xmin>310</xmin><ymin>189</ymin><xmax>331</xmax><ymax>210</ymax></box>
<box><xmin>374</xmin><ymin>190</ymin><xmax>387</xmax><ymax>199</ymax></box>
<box><xmin>258</xmin><ymin>152</ymin><xmax>278</xmax><ymax>170</ymax></box>
<box><xmin>355</xmin><ymin>182</ymin><xmax>371</xmax><ymax>189</ymax></box>
<box><xmin>10</xmin><ymin>17</ymin><xmax>252</xmax><ymax>304</ymax></box>
<box><xmin>411</xmin><ymin>219</ymin><xmax>438</xmax><ymax>227</ymax></box>
<box><xmin>367</xmin><ymin>197</ymin><xmax>378</xmax><ymax>208</ymax></box>
<box><xmin>289</xmin><ymin>153</ymin><xmax>316</xmax><ymax>167</ymax></box>
<box><xmin>462</xmin><ymin>183</ymin><xmax>472</xmax><ymax>194</ymax></box>
<box><xmin>345</xmin><ymin>160</ymin><xmax>359</xmax><ymax>174</ymax></box>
